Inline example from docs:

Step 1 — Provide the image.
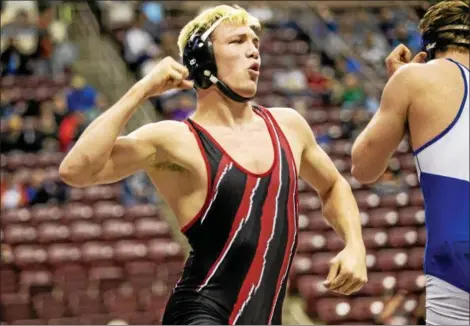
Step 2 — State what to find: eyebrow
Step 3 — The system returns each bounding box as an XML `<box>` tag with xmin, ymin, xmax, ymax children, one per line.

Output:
<box><xmin>230</xmin><ymin>33</ymin><xmax>260</xmax><ymax>43</ymax></box>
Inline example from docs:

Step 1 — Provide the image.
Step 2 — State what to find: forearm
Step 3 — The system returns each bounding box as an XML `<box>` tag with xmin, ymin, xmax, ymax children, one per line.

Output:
<box><xmin>321</xmin><ymin>177</ymin><xmax>364</xmax><ymax>248</ymax></box>
<box><xmin>60</xmin><ymin>81</ymin><xmax>148</xmax><ymax>179</ymax></box>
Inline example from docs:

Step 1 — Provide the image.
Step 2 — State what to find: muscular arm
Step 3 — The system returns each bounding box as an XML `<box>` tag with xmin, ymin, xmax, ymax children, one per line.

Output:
<box><xmin>59</xmin><ymin>82</ymin><xmax>182</xmax><ymax>187</ymax></box>
<box><xmin>351</xmin><ymin>65</ymin><xmax>417</xmax><ymax>184</ymax></box>
<box><xmin>284</xmin><ymin>109</ymin><xmax>364</xmax><ymax>248</ymax></box>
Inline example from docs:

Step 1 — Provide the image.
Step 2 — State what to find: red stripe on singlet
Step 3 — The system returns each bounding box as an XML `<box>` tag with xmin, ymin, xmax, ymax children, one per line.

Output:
<box><xmin>197</xmin><ymin>175</ymin><xmax>259</xmax><ymax>291</ymax></box>
<box><xmin>229</xmin><ymin>156</ymin><xmax>281</xmax><ymax>324</ymax></box>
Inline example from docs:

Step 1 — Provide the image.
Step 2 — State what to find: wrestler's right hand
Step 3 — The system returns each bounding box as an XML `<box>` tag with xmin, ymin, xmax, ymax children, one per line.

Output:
<box><xmin>140</xmin><ymin>56</ymin><xmax>194</xmax><ymax>98</ymax></box>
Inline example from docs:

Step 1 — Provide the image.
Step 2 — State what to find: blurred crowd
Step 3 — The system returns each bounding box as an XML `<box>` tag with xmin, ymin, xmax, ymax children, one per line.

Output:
<box><xmin>0</xmin><ymin>1</ymin><xmax>159</xmax><ymax>212</ymax></box>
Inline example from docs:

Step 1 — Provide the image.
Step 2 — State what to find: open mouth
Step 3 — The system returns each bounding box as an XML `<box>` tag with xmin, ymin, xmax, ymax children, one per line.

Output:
<box><xmin>249</xmin><ymin>63</ymin><xmax>260</xmax><ymax>72</ymax></box>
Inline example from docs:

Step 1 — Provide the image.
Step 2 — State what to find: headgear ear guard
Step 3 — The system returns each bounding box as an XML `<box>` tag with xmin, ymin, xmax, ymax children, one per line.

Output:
<box><xmin>421</xmin><ymin>24</ymin><xmax>470</xmax><ymax>61</ymax></box>
<box><xmin>182</xmin><ymin>15</ymin><xmax>255</xmax><ymax>103</ymax></box>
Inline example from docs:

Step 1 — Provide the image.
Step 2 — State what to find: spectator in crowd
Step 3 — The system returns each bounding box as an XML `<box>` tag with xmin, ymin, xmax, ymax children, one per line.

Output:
<box><xmin>123</xmin><ymin>15</ymin><xmax>161</xmax><ymax>74</ymax></box>
<box><xmin>1</xmin><ymin>9</ymin><xmax>38</xmax><ymax>76</ymax></box>
<box><xmin>359</xmin><ymin>31</ymin><xmax>388</xmax><ymax>65</ymax></box>
<box><xmin>58</xmin><ymin>111</ymin><xmax>86</xmax><ymax>152</ymax></box>
<box><xmin>66</xmin><ymin>75</ymin><xmax>98</xmax><ymax>112</ymax></box>
<box><xmin>26</xmin><ymin>168</ymin><xmax>67</xmax><ymax>205</ymax></box>
<box><xmin>341</xmin><ymin>73</ymin><xmax>365</xmax><ymax>109</ymax></box>
<box><xmin>1</xmin><ymin>173</ymin><xmax>29</xmax><ymax>209</ymax></box>
<box><xmin>122</xmin><ymin>171</ymin><xmax>159</xmax><ymax>207</ymax></box>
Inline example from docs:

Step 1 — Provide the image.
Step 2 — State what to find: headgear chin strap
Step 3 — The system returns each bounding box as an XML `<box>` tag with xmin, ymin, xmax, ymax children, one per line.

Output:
<box><xmin>422</xmin><ymin>24</ymin><xmax>470</xmax><ymax>61</ymax></box>
<box><xmin>182</xmin><ymin>15</ymin><xmax>254</xmax><ymax>103</ymax></box>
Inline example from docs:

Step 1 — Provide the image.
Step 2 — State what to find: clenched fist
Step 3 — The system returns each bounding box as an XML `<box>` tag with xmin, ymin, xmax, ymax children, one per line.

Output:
<box><xmin>323</xmin><ymin>244</ymin><xmax>368</xmax><ymax>295</ymax></box>
<box><xmin>140</xmin><ymin>56</ymin><xmax>194</xmax><ymax>98</ymax></box>
<box><xmin>385</xmin><ymin>44</ymin><xmax>427</xmax><ymax>79</ymax></box>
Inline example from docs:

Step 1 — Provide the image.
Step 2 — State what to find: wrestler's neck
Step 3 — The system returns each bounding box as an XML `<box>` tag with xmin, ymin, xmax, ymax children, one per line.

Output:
<box><xmin>435</xmin><ymin>49</ymin><xmax>469</xmax><ymax>69</ymax></box>
<box><xmin>192</xmin><ymin>88</ymin><xmax>256</xmax><ymax>128</ymax></box>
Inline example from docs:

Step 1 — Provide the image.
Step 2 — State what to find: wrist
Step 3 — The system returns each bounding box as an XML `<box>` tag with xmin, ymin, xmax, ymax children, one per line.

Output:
<box><xmin>131</xmin><ymin>79</ymin><xmax>153</xmax><ymax>102</ymax></box>
<box><xmin>345</xmin><ymin>238</ymin><xmax>366</xmax><ymax>253</ymax></box>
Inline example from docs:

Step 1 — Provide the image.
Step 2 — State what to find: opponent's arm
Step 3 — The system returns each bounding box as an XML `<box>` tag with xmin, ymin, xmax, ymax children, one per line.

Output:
<box><xmin>351</xmin><ymin>64</ymin><xmax>416</xmax><ymax>184</ymax></box>
<box><xmin>351</xmin><ymin>44</ymin><xmax>425</xmax><ymax>184</ymax></box>
<box><xmin>59</xmin><ymin>57</ymin><xmax>193</xmax><ymax>187</ymax></box>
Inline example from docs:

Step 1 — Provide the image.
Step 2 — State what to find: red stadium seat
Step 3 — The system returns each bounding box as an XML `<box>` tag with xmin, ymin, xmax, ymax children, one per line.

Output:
<box><xmin>102</xmin><ymin>219</ymin><xmax>135</xmax><ymax>240</ymax></box>
<box><xmin>135</xmin><ymin>218</ymin><xmax>171</xmax><ymax>239</ymax></box>
<box><xmin>54</xmin><ymin>264</ymin><xmax>88</xmax><ymax>294</ymax></box>
<box><xmin>305</xmin><ymin>212</ymin><xmax>331</xmax><ymax>231</ymax></box>
<box><xmin>32</xmin><ymin>292</ymin><xmax>66</xmax><ymax>319</ymax></box>
<box><xmin>357</xmin><ymin>272</ymin><xmax>397</xmax><ymax>296</ymax></box>
<box><xmin>94</xmin><ymin>202</ymin><xmax>125</xmax><ymax>221</ymax></box>
<box><xmin>398</xmin><ymin>206</ymin><xmax>425</xmax><ymax>226</ymax></box>
<box><xmin>349</xmin><ymin>297</ymin><xmax>385</xmax><ymax>321</ymax></box>
<box><xmin>147</xmin><ymin>239</ymin><xmax>183</xmax><ymax>262</ymax></box>
<box><xmin>2</xmin><ymin>208</ymin><xmax>32</xmax><ymax>224</ymax></box>
<box><xmin>3</xmin><ymin>224</ymin><xmax>37</xmax><ymax>244</ymax></box>
<box><xmin>19</xmin><ymin>269</ymin><xmax>53</xmax><ymax>290</ymax></box>
<box><xmin>376</xmin><ymin>249</ymin><xmax>409</xmax><ymax>271</ymax></box>
<box><xmin>103</xmin><ymin>284</ymin><xmax>138</xmax><ymax>314</ymax></box>
<box><xmin>113</xmin><ymin>240</ymin><xmax>148</xmax><ymax>262</ymax></box>
<box><xmin>47</xmin><ymin>243</ymin><xmax>81</xmax><ymax>265</ymax></box>
<box><xmin>70</xmin><ymin>220</ymin><xmax>102</xmax><ymax>242</ymax></box>
<box><xmin>387</xmin><ymin>227</ymin><xmax>419</xmax><ymax>248</ymax></box>
<box><xmin>362</xmin><ymin>228</ymin><xmax>388</xmax><ymax>249</ymax></box>
<box><xmin>81</xmin><ymin>241</ymin><xmax>114</xmax><ymax>263</ymax></box>
<box><xmin>0</xmin><ymin>293</ymin><xmax>31</xmax><ymax>321</ymax></box>
<box><xmin>0</xmin><ymin>268</ymin><xmax>17</xmax><ymax>293</ymax></box>
<box><xmin>297</xmin><ymin>232</ymin><xmax>327</xmax><ymax>253</ymax></box>
<box><xmin>397</xmin><ymin>270</ymin><xmax>426</xmax><ymax>293</ymax></box>
<box><xmin>68</xmin><ymin>290</ymin><xmax>104</xmax><ymax>316</ymax></box>
<box><xmin>417</xmin><ymin>227</ymin><xmax>426</xmax><ymax>245</ymax></box>
<box><xmin>367</xmin><ymin>208</ymin><xmax>399</xmax><ymax>228</ymax></box>
<box><xmin>315</xmin><ymin>298</ymin><xmax>353</xmax><ymax>324</ymax></box>
<box><xmin>62</xmin><ymin>203</ymin><xmax>94</xmax><ymax>222</ymax></box>
<box><xmin>31</xmin><ymin>205</ymin><xmax>63</xmax><ymax>224</ymax></box>
<box><xmin>124</xmin><ymin>204</ymin><xmax>159</xmax><ymax>220</ymax></box>
<box><xmin>37</xmin><ymin>223</ymin><xmax>70</xmax><ymax>243</ymax></box>
<box><xmin>296</xmin><ymin>275</ymin><xmax>329</xmax><ymax>299</ymax></box>
<box><xmin>408</xmin><ymin>247</ymin><xmax>424</xmax><ymax>270</ymax></box>
<box><xmin>13</xmin><ymin>245</ymin><xmax>48</xmax><ymax>267</ymax></box>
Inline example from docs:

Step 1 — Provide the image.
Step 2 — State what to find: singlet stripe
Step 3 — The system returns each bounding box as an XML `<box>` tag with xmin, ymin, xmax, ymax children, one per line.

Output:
<box><xmin>181</xmin><ymin>155</ymin><xmax>231</xmax><ymax>233</ymax></box>
<box><xmin>229</xmin><ymin>134</ymin><xmax>282</xmax><ymax>324</ymax></box>
<box><xmin>181</xmin><ymin>120</ymin><xmax>214</xmax><ymax>233</ymax></box>
<box><xmin>197</xmin><ymin>176</ymin><xmax>261</xmax><ymax>292</ymax></box>
<box><xmin>268</xmin><ymin>130</ymin><xmax>298</xmax><ymax>323</ymax></box>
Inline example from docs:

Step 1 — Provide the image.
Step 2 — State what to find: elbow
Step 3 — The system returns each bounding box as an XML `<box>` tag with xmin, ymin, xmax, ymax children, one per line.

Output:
<box><xmin>59</xmin><ymin>162</ymin><xmax>92</xmax><ymax>188</ymax></box>
<box><xmin>351</xmin><ymin>164</ymin><xmax>380</xmax><ymax>185</ymax></box>
<box><xmin>351</xmin><ymin>144</ymin><xmax>381</xmax><ymax>184</ymax></box>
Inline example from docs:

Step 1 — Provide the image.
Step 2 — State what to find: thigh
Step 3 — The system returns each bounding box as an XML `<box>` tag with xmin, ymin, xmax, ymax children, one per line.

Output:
<box><xmin>426</xmin><ymin>275</ymin><xmax>469</xmax><ymax>325</ymax></box>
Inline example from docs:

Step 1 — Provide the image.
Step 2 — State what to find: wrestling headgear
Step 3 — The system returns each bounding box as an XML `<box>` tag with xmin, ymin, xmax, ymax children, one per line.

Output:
<box><xmin>421</xmin><ymin>24</ymin><xmax>470</xmax><ymax>61</ymax></box>
<box><xmin>182</xmin><ymin>15</ymin><xmax>255</xmax><ymax>103</ymax></box>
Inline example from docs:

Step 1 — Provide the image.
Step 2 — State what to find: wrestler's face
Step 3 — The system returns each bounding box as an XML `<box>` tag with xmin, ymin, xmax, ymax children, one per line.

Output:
<box><xmin>211</xmin><ymin>22</ymin><xmax>261</xmax><ymax>98</ymax></box>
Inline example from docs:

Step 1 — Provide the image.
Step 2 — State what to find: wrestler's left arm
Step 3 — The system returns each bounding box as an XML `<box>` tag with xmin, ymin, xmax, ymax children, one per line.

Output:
<box><xmin>285</xmin><ymin>108</ymin><xmax>368</xmax><ymax>295</ymax></box>
<box><xmin>351</xmin><ymin>64</ymin><xmax>417</xmax><ymax>184</ymax></box>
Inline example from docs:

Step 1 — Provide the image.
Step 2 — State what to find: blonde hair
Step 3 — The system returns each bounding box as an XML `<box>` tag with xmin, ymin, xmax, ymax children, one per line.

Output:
<box><xmin>177</xmin><ymin>5</ymin><xmax>261</xmax><ymax>58</ymax></box>
<box><xmin>419</xmin><ymin>0</ymin><xmax>469</xmax><ymax>53</ymax></box>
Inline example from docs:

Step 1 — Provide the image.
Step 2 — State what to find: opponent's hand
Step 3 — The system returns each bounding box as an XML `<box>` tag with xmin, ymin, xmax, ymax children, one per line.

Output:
<box><xmin>323</xmin><ymin>244</ymin><xmax>368</xmax><ymax>295</ymax></box>
<box><xmin>385</xmin><ymin>44</ymin><xmax>427</xmax><ymax>79</ymax></box>
<box><xmin>140</xmin><ymin>56</ymin><xmax>194</xmax><ymax>98</ymax></box>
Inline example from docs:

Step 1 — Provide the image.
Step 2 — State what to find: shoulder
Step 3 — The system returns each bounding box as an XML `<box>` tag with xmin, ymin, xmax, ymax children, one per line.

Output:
<box><xmin>124</xmin><ymin>120</ymin><xmax>192</xmax><ymax>148</ymax></box>
<box><xmin>390</xmin><ymin>61</ymin><xmax>445</xmax><ymax>91</ymax></box>
<box><xmin>265</xmin><ymin>107</ymin><xmax>311</xmax><ymax>133</ymax></box>
<box><xmin>263</xmin><ymin>107</ymin><xmax>313</xmax><ymax>145</ymax></box>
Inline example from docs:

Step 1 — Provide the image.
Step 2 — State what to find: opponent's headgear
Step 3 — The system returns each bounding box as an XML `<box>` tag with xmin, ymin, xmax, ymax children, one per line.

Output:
<box><xmin>421</xmin><ymin>24</ymin><xmax>470</xmax><ymax>61</ymax></box>
<box><xmin>182</xmin><ymin>14</ymin><xmax>254</xmax><ymax>103</ymax></box>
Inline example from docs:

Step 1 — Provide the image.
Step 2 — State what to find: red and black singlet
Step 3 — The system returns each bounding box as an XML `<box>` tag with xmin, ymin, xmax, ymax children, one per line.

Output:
<box><xmin>162</xmin><ymin>106</ymin><xmax>299</xmax><ymax>325</ymax></box>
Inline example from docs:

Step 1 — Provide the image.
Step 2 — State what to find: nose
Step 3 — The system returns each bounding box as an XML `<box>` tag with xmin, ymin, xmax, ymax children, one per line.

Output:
<box><xmin>247</xmin><ymin>43</ymin><xmax>259</xmax><ymax>60</ymax></box>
